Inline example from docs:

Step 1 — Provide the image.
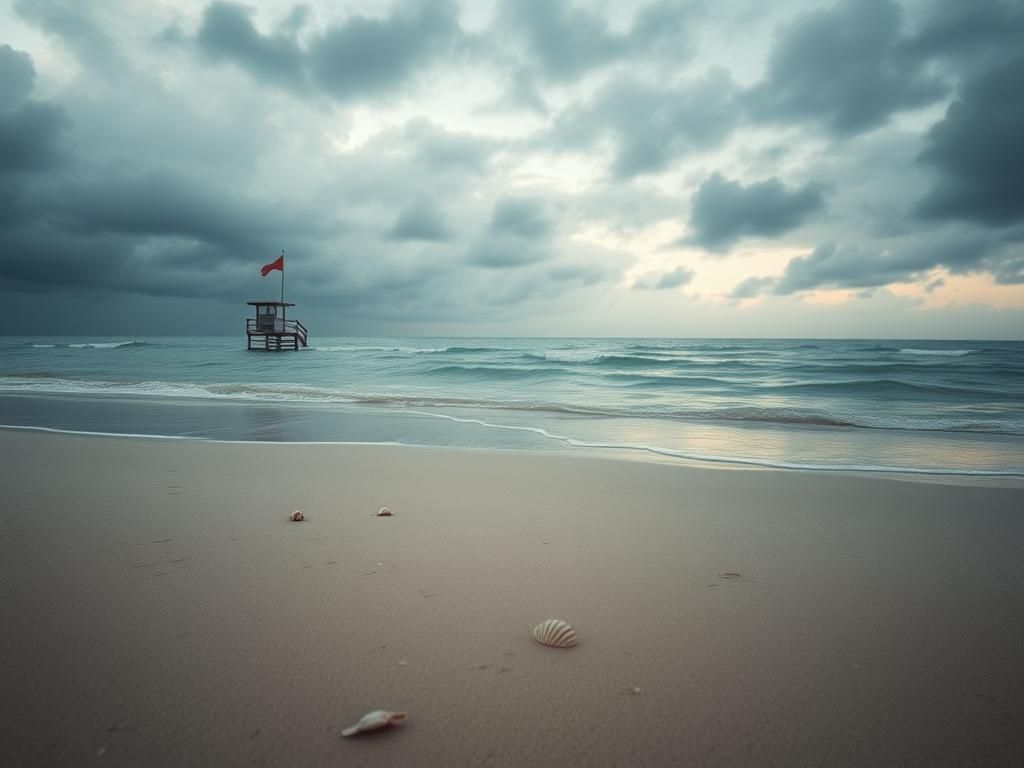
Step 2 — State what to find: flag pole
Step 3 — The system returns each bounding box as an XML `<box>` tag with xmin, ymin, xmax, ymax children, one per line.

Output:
<box><xmin>281</xmin><ymin>250</ymin><xmax>285</xmax><ymax>304</ymax></box>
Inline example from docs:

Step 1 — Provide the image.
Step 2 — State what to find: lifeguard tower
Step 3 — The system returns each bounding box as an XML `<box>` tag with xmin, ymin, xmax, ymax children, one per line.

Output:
<box><xmin>246</xmin><ymin>301</ymin><xmax>308</xmax><ymax>350</ymax></box>
<box><xmin>246</xmin><ymin>251</ymin><xmax>308</xmax><ymax>350</ymax></box>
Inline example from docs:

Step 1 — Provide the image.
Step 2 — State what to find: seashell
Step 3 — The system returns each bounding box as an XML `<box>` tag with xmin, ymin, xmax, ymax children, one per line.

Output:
<box><xmin>289</xmin><ymin>510</ymin><xmax>304</xmax><ymax>522</ymax></box>
<box><xmin>533</xmin><ymin>619</ymin><xmax>577</xmax><ymax>648</ymax></box>
<box><xmin>341</xmin><ymin>710</ymin><xmax>407</xmax><ymax>737</ymax></box>
<box><xmin>377</xmin><ymin>507</ymin><xmax>393</xmax><ymax>517</ymax></box>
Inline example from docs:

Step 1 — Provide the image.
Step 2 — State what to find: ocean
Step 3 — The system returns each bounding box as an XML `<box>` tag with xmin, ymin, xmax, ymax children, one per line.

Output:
<box><xmin>1</xmin><ymin>336</ymin><xmax>1022</xmax><ymax>477</ymax></box>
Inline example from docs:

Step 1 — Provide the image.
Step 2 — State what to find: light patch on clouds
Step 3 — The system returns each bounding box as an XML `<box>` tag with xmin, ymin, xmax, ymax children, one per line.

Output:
<box><xmin>887</xmin><ymin>271</ymin><xmax>1024</xmax><ymax>311</ymax></box>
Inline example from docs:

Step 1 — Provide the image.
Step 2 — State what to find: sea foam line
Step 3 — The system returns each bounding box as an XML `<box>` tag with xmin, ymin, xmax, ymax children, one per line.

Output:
<box><xmin>402</xmin><ymin>410</ymin><xmax>1024</xmax><ymax>478</ymax></box>
<box><xmin>2</xmin><ymin>421</ymin><xmax>1020</xmax><ymax>478</ymax></box>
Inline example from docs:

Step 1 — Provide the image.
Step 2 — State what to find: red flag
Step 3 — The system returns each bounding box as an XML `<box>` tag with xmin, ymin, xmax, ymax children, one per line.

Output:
<box><xmin>260</xmin><ymin>254</ymin><xmax>284</xmax><ymax>276</ymax></box>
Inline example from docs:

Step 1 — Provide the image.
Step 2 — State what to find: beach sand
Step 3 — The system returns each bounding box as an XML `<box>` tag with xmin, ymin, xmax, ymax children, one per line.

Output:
<box><xmin>1</xmin><ymin>430</ymin><xmax>1022</xmax><ymax>766</ymax></box>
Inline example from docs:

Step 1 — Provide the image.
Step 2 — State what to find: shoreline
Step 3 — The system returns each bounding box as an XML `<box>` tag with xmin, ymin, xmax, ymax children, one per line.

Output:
<box><xmin>2</xmin><ymin>395</ymin><xmax>1023</xmax><ymax>482</ymax></box>
<box><xmin>2</xmin><ymin>429</ymin><xmax>1023</xmax><ymax>766</ymax></box>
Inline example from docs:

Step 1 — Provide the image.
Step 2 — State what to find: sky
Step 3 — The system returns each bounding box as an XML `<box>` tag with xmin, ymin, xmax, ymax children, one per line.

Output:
<box><xmin>1</xmin><ymin>0</ymin><xmax>1022</xmax><ymax>338</ymax></box>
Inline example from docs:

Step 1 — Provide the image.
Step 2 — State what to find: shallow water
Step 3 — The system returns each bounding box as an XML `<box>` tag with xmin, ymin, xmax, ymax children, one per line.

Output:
<box><xmin>1</xmin><ymin>336</ymin><xmax>1022</xmax><ymax>476</ymax></box>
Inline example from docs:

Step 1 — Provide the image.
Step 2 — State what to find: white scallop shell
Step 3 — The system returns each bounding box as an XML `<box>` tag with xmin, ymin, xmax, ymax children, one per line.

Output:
<box><xmin>377</xmin><ymin>507</ymin><xmax>393</xmax><ymax>516</ymax></box>
<box><xmin>289</xmin><ymin>510</ymin><xmax>304</xmax><ymax>522</ymax></box>
<box><xmin>533</xmin><ymin>619</ymin><xmax>577</xmax><ymax>648</ymax></box>
<box><xmin>341</xmin><ymin>710</ymin><xmax>407</xmax><ymax>737</ymax></box>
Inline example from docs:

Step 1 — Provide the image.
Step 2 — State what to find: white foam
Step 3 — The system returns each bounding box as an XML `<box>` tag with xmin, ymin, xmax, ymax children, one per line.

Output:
<box><xmin>65</xmin><ymin>341</ymin><xmax>143</xmax><ymax>349</ymax></box>
<box><xmin>402</xmin><ymin>410</ymin><xmax>1024</xmax><ymax>478</ymax></box>
<box><xmin>541</xmin><ymin>349</ymin><xmax>605</xmax><ymax>363</ymax></box>
<box><xmin>899</xmin><ymin>348</ymin><xmax>974</xmax><ymax>356</ymax></box>
<box><xmin>312</xmin><ymin>345</ymin><xmax>450</xmax><ymax>354</ymax></box>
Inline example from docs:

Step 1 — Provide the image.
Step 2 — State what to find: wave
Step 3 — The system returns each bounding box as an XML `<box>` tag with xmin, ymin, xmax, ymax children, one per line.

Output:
<box><xmin>424</xmin><ymin>364</ymin><xmax>565</xmax><ymax>380</ymax></box>
<box><xmin>312</xmin><ymin>345</ymin><xmax>453</xmax><ymax>354</ymax></box>
<box><xmin>899</xmin><ymin>348</ymin><xmax>977</xmax><ymax>357</ymax></box>
<box><xmin>530</xmin><ymin>349</ymin><xmax>606</xmax><ymax>363</ymax></box>
<box><xmin>3</xmin><ymin>375</ymin><xmax>1022</xmax><ymax>435</ymax></box>
<box><xmin>763</xmin><ymin>378</ymin><xmax>993</xmax><ymax>398</ymax></box>
<box><xmin>27</xmin><ymin>340</ymin><xmax>151</xmax><ymax>349</ymax></box>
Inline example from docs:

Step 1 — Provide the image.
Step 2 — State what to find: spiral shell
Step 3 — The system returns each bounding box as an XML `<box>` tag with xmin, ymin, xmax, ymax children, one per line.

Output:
<box><xmin>533</xmin><ymin>619</ymin><xmax>577</xmax><ymax>648</ymax></box>
<box><xmin>289</xmin><ymin>510</ymin><xmax>304</xmax><ymax>522</ymax></box>
<box><xmin>341</xmin><ymin>710</ymin><xmax>407</xmax><ymax>737</ymax></box>
<box><xmin>377</xmin><ymin>507</ymin><xmax>393</xmax><ymax>517</ymax></box>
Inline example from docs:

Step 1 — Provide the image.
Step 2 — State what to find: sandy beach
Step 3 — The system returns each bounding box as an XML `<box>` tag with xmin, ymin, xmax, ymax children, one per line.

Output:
<box><xmin>1</xmin><ymin>429</ymin><xmax>1022</xmax><ymax>767</ymax></box>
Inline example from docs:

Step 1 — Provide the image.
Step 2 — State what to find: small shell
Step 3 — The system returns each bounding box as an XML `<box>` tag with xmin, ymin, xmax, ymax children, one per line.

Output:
<box><xmin>533</xmin><ymin>619</ymin><xmax>577</xmax><ymax>648</ymax></box>
<box><xmin>289</xmin><ymin>510</ymin><xmax>304</xmax><ymax>522</ymax></box>
<box><xmin>377</xmin><ymin>507</ymin><xmax>393</xmax><ymax>517</ymax></box>
<box><xmin>341</xmin><ymin>710</ymin><xmax>407</xmax><ymax>737</ymax></box>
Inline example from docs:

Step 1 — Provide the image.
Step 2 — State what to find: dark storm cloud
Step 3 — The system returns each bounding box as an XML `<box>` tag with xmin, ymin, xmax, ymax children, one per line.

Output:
<box><xmin>489</xmin><ymin>197</ymin><xmax>553</xmax><ymax>239</ymax></box>
<box><xmin>13</xmin><ymin>0</ymin><xmax>123</xmax><ymax>75</ymax></box>
<box><xmin>764</xmin><ymin>232</ymin><xmax>1010</xmax><ymax>295</ymax></box>
<box><xmin>550</xmin><ymin>68</ymin><xmax>741</xmax><ymax>178</ymax></box>
<box><xmin>468</xmin><ymin>240</ymin><xmax>551</xmax><ymax>269</ymax></box>
<box><xmin>904</xmin><ymin>0</ymin><xmax>1024</xmax><ymax>67</ymax></box>
<box><xmin>746</xmin><ymin>0</ymin><xmax>946</xmax><ymax>136</ymax></box>
<box><xmin>0</xmin><ymin>44</ymin><xmax>34</xmax><ymax>103</ymax></box>
<box><xmin>308</xmin><ymin>1</ymin><xmax>462</xmax><ymax>101</ymax></box>
<box><xmin>388</xmin><ymin>199</ymin><xmax>452</xmax><ymax>242</ymax></box>
<box><xmin>0</xmin><ymin>127</ymin><xmax>335</xmax><ymax>301</ymax></box>
<box><xmin>497</xmin><ymin>0</ymin><xmax>698</xmax><ymax>83</ymax></box>
<box><xmin>0</xmin><ymin>102</ymin><xmax>70</xmax><ymax>172</ymax></box>
<box><xmin>0</xmin><ymin>46</ymin><xmax>69</xmax><ymax>174</ymax></box>
<box><xmin>467</xmin><ymin>197</ymin><xmax>555</xmax><ymax>268</ymax></box>
<box><xmin>688</xmin><ymin>173</ymin><xmax>825</xmax><ymax>251</ymax></box>
<box><xmin>190</xmin><ymin>1</ymin><xmax>462</xmax><ymax>100</ymax></box>
<box><xmin>914</xmin><ymin>56</ymin><xmax>1024</xmax><ymax>227</ymax></box>
<box><xmin>0</xmin><ymin>221</ymin><xmax>262</xmax><ymax>300</ymax></box>
<box><xmin>196</xmin><ymin>2</ymin><xmax>306</xmax><ymax>89</ymax></box>
<box><xmin>633</xmin><ymin>266</ymin><xmax>694</xmax><ymax>290</ymax></box>
<box><xmin>47</xmin><ymin>171</ymin><xmax>309</xmax><ymax>249</ymax></box>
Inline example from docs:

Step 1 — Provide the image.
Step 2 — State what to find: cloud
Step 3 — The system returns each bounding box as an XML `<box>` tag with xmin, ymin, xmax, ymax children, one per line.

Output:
<box><xmin>0</xmin><ymin>166</ymin><xmax>333</xmax><ymax>299</ymax></box>
<box><xmin>46</xmin><ymin>170</ymin><xmax>315</xmax><ymax>249</ymax></box>
<box><xmin>991</xmin><ymin>254</ymin><xmax>1024</xmax><ymax>285</ymax></box>
<box><xmin>550</xmin><ymin>68</ymin><xmax>742</xmax><ymax>178</ymax></box>
<box><xmin>3</xmin><ymin>0</ymin><xmax>1023</xmax><ymax>336</ymax></box>
<box><xmin>904</xmin><ymin>0</ymin><xmax>1024</xmax><ymax>67</ymax></box>
<box><xmin>497</xmin><ymin>0</ymin><xmax>699</xmax><ymax>83</ymax></box>
<box><xmin>489</xmin><ymin>197</ymin><xmax>553</xmax><ymax>239</ymax></box>
<box><xmin>403</xmin><ymin>119</ymin><xmax>495</xmax><ymax>175</ymax></box>
<box><xmin>0</xmin><ymin>44</ymin><xmax>35</xmax><ymax>104</ymax></box>
<box><xmin>769</xmin><ymin>232</ymin><xmax>1011</xmax><ymax>294</ymax></box>
<box><xmin>633</xmin><ymin>265</ymin><xmax>694</xmax><ymax>290</ymax></box>
<box><xmin>914</xmin><ymin>55</ymin><xmax>1024</xmax><ymax>227</ymax></box>
<box><xmin>14</xmin><ymin>0</ymin><xmax>124</xmax><ymax>75</ymax></box>
<box><xmin>308</xmin><ymin>1</ymin><xmax>462</xmax><ymax>102</ymax></box>
<box><xmin>196</xmin><ymin>2</ymin><xmax>306</xmax><ymax>89</ymax></box>
<box><xmin>467</xmin><ymin>197</ymin><xmax>556</xmax><ymax>268</ymax></box>
<box><xmin>0</xmin><ymin>46</ymin><xmax>70</xmax><ymax>174</ymax></box>
<box><xmin>746</xmin><ymin>0</ymin><xmax>946</xmax><ymax>135</ymax></box>
<box><xmin>730</xmin><ymin>275</ymin><xmax>776</xmax><ymax>298</ymax></box>
<box><xmin>389</xmin><ymin>199</ymin><xmax>452</xmax><ymax>242</ymax></box>
<box><xmin>688</xmin><ymin>173</ymin><xmax>825</xmax><ymax>251</ymax></box>
<box><xmin>190</xmin><ymin>1</ymin><xmax>463</xmax><ymax>101</ymax></box>
<box><xmin>468</xmin><ymin>240</ymin><xmax>550</xmax><ymax>269</ymax></box>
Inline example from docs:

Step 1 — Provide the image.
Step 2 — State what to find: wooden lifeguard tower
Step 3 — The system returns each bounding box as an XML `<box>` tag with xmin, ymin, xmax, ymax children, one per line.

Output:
<box><xmin>247</xmin><ymin>251</ymin><xmax>308</xmax><ymax>350</ymax></box>
<box><xmin>246</xmin><ymin>301</ymin><xmax>308</xmax><ymax>350</ymax></box>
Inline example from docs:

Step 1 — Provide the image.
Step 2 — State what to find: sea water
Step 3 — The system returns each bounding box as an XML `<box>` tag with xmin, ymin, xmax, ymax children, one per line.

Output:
<box><xmin>1</xmin><ymin>337</ymin><xmax>1022</xmax><ymax>476</ymax></box>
